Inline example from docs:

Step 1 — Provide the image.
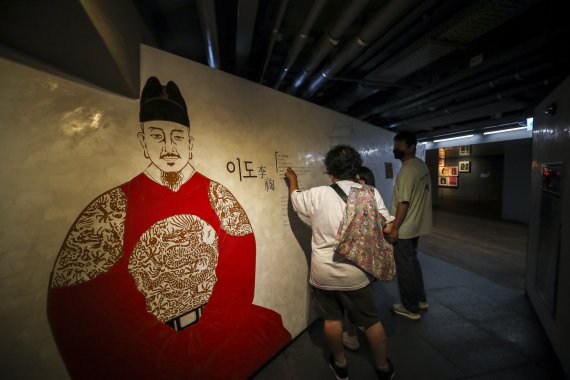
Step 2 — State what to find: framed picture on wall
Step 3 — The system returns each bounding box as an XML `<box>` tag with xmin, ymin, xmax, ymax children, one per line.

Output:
<box><xmin>384</xmin><ymin>162</ymin><xmax>394</xmax><ymax>179</ymax></box>
<box><xmin>459</xmin><ymin>161</ymin><xmax>471</xmax><ymax>172</ymax></box>
<box><xmin>439</xmin><ymin>177</ymin><xmax>449</xmax><ymax>187</ymax></box>
<box><xmin>459</xmin><ymin>145</ymin><xmax>471</xmax><ymax>156</ymax></box>
<box><xmin>438</xmin><ymin>148</ymin><xmax>445</xmax><ymax>167</ymax></box>
<box><xmin>449</xmin><ymin>166</ymin><xmax>459</xmax><ymax>176</ymax></box>
<box><xmin>438</xmin><ymin>157</ymin><xmax>445</xmax><ymax>167</ymax></box>
<box><xmin>448</xmin><ymin>176</ymin><xmax>458</xmax><ymax>187</ymax></box>
<box><xmin>438</xmin><ymin>166</ymin><xmax>458</xmax><ymax>176</ymax></box>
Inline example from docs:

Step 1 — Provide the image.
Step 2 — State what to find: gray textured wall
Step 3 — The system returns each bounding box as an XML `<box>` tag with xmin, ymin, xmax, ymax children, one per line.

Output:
<box><xmin>502</xmin><ymin>139</ymin><xmax>532</xmax><ymax>223</ymax></box>
<box><xmin>527</xmin><ymin>75</ymin><xmax>570</xmax><ymax>375</ymax></box>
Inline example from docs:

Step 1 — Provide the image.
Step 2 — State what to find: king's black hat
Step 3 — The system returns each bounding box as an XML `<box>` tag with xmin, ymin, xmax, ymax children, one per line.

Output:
<box><xmin>139</xmin><ymin>77</ymin><xmax>190</xmax><ymax>127</ymax></box>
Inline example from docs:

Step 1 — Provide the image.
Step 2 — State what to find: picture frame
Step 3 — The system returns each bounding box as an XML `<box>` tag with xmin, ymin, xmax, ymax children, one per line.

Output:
<box><xmin>449</xmin><ymin>166</ymin><xmax>459</xmax><ymax>177</ymax></box>
<box><xmin>438</xmin><ymin>148</ymin><xmax>445</xmax><ymax>167</ymax></box>
<box><xmin>438</xmin><ymin>177</ymin><xmax>448</xmax><ymax>187</ymax></box>
<box><xmin>459</xmin><ymin>145</ymin><xmax>471</xmax><ymax>156</ymax></box>
<box><xmin>438</xmin><ymin>166</ymin><xmax>459</xmax><ymax>177</ymax></box>
<box><xmin>447</xmin><ymin>176</ymin><xmax>458</xmax><ymax>187</ymax></box>
<box><xmin>384</xmin><ymin>162</ymin><xmax>394</xmax><ymax>179</ymax></box>
<box><xmin>459</xmin><ymin>161</ymin><xmax>471</xmax><ymax>173</ymax></box>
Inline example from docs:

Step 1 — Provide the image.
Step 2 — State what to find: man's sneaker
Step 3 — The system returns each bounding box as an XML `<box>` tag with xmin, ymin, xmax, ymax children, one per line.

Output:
<box><xmin>342</xmin><ymin>332</ymin><xmax>360</xmax><ymax>350</ymax></box>
<box><xmin>392</xmin><ymin>304</ymin><xmax>421</xmax><ymax>320</ymax></box>
<box><xmin>376</xmin><ymin>358</ymin><xmax>395</xmax><ymax>380</ymax></box>
<box><xmin>328</xmin><ymin>354</ymin><xmax>348</xmax><ymax>380</ymax></box>
<box><xmin>419</xmin><ymin>301</ymin><xmax>429</xmax><ymax>310</ymax></box>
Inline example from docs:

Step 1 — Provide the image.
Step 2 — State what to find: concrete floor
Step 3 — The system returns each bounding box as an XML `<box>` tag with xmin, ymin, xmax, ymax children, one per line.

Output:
<box><xmin>251</xmin><ymin>253</ymin><xmax>565</xmax><ymax>380</ymax></box>
<box><xmin>419</xmin><ymin>210</ymin><xmax>528</xmax><ymax>290</ymax></box>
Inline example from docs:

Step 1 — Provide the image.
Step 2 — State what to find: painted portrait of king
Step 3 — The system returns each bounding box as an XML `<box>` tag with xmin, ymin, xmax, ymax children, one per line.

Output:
<box><xmin>47</xmin><ymin>77</ymin><xmax>292</xmax><ymax>379</ymax></box>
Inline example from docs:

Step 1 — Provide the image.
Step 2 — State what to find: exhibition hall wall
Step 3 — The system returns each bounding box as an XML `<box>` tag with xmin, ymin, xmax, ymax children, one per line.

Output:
<box><xmin>528</xmin><ymin>75</ymin><xmax>570</xmax><ymax>375</ymax></box>
<box><xmin>0</xmin><ymin>44</ymin><xmax>398</xmax><ymax>378</ymax></box>
<box><xmin>425</xmin><ymin>140</ymin><xmax>531</xmax><ymax>222</ymax></box>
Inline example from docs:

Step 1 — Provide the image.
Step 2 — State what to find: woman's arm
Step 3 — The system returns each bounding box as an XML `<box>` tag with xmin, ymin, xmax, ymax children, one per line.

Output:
<box><xmin>285</xmin><ymin>167</ymin><xmax>299</xmax><ymax>194</ymax></box>
<box><xmin>374</xmin><ymin>189</ymin><xmax>395</xmax><ymax>234</ymax></box>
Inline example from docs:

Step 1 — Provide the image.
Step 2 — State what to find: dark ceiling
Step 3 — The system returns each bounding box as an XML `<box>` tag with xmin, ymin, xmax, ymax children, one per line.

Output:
<box><xmin>0</xmin><ymin>0</ymin><xmax>567</xmax><ymax>139</ymax></box>
<box><xmin>131</xmin><ymin>0</ymin><xmax>570</xmax><ymax>139</ymax></box>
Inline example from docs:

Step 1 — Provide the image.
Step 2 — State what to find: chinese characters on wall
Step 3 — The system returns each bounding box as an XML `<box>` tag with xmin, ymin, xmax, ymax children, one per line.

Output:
<box><xmin>226</xmin><ymin>158</ymin><xmax>275</xmax><ymax>191</ymax></box>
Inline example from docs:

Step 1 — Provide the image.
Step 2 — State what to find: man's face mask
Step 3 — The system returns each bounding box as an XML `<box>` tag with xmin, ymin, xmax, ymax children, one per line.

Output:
<box><xmin>393</xmin><ymin>148</ymin><xmax>406</xmax><ymax>160</ymax></box>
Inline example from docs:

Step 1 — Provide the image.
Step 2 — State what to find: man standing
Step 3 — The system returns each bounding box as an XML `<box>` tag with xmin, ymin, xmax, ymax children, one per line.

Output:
<box><xmin>388</xmin><ymin>131</ymin><xmax>433</xmax><ymax>321</ymax></box>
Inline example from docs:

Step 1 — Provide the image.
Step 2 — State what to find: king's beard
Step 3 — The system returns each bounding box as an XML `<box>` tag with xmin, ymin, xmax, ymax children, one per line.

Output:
<box><xmin>160</xmin><ymin>170</ymin><xmax>183</xmax><ymax>191</ymax></box>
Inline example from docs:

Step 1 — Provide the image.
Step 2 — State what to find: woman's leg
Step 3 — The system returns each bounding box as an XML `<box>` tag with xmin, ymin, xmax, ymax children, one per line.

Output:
<box><xmin>324</xmin><ymin>319</ymin><xmax>345</xmax><ymax>365</ymax></box>
<box><xmin>364</xmin><ymin>321</ymin><xmax>388</xmax><ymax>368</ymax></box>
<box><xmin>345</xmin><ymin>310</ymin><xmax>358</xmax><ymax>336</ymax></box>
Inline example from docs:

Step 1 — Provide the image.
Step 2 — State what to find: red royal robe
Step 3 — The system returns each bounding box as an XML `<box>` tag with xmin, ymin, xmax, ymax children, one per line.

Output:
<box><xmin>48</xmin><ymin>172</ymin><xmax>291</xmax><ymax>379</ymax></box>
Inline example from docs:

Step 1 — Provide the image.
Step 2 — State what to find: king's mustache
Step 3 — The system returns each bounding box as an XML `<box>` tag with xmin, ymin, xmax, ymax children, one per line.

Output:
<box><xmin>160</xmin><ymin>152</ymin><xmax>181</xmax><ymax>159</ymax></box>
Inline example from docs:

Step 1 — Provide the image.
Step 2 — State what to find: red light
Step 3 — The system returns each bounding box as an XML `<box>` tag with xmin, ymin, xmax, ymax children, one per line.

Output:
<box><xmin>545</xmin><ymin>171</ymin><xmax>551</xmax><ymax>176</ymax></box>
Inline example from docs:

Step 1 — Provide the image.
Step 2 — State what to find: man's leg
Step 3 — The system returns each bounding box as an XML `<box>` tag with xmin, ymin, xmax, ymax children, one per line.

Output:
<box><xmin>412</xmin><ymin>237</ymin><xmax>427</xmax><ymax>303</ymax></box>
<box><xmin>394</xmin><ymin>238</ymin><xmax>421</xmax><ymax>313</ymax></box>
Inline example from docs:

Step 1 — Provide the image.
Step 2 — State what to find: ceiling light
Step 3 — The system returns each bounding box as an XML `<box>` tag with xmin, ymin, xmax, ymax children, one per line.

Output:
<box><xmin>483</xmin><ymin>126</ymin><xmax>528</xmax><ymax>135</ymax></box>
<box><xmin>433</xmin><ymin>135</ymin><xmax>474</xmax><ymax>143</ymax></box>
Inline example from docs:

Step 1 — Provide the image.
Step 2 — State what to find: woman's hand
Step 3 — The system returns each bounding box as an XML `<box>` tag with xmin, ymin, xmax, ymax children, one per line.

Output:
<box><xmin>285</xmin><ymin>167</ymin><xmax>297</xmax><ymax>182</ymax></box>
<box><xmin>387</xmin><ymin>227</ymin><xmax>399</xmax><ymax>243</ymax></box>
<box><xmin>285</xmin><ymin>167</ymin><xmax>299</xmax><ymax>193</ymax></box>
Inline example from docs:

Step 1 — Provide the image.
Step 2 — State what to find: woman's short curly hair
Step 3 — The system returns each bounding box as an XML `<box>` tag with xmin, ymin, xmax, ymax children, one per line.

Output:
<box><xmin>324</xmin><ymin>145</ymin><xmax>363</xmax><ymax>180</ymax></box>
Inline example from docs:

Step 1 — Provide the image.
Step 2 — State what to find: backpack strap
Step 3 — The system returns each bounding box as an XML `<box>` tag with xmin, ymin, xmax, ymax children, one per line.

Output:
<box><xmin>330</xmin><ymin>183</ymin><xmax>348</xmax><ymax>203</ymax></box>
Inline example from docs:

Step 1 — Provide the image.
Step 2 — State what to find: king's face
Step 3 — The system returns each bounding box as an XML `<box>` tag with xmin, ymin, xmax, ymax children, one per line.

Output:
<box><xmin>138</xmin><ymin>120</ymin><xmax>193</xmax><ymax>173</ymax></box>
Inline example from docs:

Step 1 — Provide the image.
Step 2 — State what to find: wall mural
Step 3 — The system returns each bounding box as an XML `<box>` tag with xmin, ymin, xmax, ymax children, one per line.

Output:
<box><xmin>47</xmin><ymin>77</ymin><xmax>292</xmax><ymax>379</ymax></box>
<box><xmin>0</xmin><ymin>44</ymin><xmax>399</xmax><ymax>378</ymax></box>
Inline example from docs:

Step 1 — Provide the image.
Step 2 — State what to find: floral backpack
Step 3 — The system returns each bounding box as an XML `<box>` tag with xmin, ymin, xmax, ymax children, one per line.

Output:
<box><xmin>331</xmin><ymin>184</ymin><xmax>396</xmax><ymax>282</ymax></box>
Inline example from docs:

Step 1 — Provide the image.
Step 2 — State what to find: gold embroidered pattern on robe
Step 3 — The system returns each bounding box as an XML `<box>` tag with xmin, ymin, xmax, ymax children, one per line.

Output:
<box><xmin>128</xmin><ymin>214</ymin><xmax>218</xmax><ymax>322</ymax></box>
<box><xmin>51</xmin><ymin>187</ymin><xmax>127</xmax><ymax>287</ymax></box>
<box><xmin>208</xmin><ymin>181</ymin><xmax>253</xmax><ymax>236</ymax></box>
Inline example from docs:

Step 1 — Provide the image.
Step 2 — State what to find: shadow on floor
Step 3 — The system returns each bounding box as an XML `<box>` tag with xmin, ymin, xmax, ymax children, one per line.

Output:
<box><xmin>252</xmin><ymin>253</ymin><xmax>565</xmax><ymax>380</ymax></box>
<box><xmin>432</xmin><ymin>201</ymin><xmax>504</xmax><ymax>221</ymax></box>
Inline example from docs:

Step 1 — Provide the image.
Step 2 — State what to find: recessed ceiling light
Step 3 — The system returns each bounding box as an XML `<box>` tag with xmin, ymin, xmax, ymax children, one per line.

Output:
<box><xmin>483</xmin><ymin>126</ymin><xmax>528</xmax><ymax>135</ymax></box>
<box><xmin>433</xmin><ymin>135</ymin><xmax>474</xmax><ymax>143</ymax></box>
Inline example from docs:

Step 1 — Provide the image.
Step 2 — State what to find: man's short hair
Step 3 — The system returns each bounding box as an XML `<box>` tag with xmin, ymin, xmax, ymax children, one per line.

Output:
<box><xmin>394</xmin><ymin>131</ymin><xmax>417</xmax><ymax>147</ymax></box>
<box><xmin>324</xmin><ymin>145</ymin><xmax>362</xmax><ymax>180</ymax></box>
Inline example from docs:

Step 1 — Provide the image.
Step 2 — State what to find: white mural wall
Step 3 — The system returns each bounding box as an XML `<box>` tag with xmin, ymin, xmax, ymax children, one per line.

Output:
<box><xmin>0</xmin><ymin>44</ymin><xmax>399</xmax><ymax>378</ymax></box>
